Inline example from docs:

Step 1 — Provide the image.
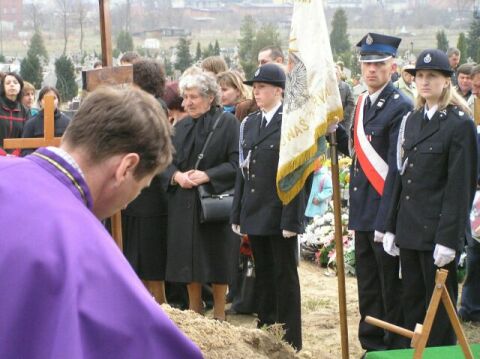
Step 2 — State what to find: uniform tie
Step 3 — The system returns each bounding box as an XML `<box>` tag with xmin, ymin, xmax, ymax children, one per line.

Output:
<box><xmin>365</xmin><ymin>96</ymin><xmax>372</xmax><ymax>112</ymax></box>
<box><xmin>261</xmin><ymin>116</ymin><xmax>267</xmax><ymax>129</ymax></box>
<box><xmin>422</xmin><ymin>112</ymin><xmax>429</xmax><ymax>129</ymax></box>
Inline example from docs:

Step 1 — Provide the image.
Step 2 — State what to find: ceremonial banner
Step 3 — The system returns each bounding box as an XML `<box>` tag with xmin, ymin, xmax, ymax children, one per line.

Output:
<box><xmin>277</xmin><ymin>0</ymin><xmax>343</xmax><ymax>204</ymax></box>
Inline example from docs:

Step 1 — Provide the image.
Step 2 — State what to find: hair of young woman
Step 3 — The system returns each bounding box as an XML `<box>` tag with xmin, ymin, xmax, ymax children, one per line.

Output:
<box><xmin>415</xmin><ymin>71</ymin><xmax>472</xmax><ymax>116</ymax></box>
<box><xmin>216</xmin><ymin>70</ymin><xmax>250</xmax><ymax>102</ymax></box>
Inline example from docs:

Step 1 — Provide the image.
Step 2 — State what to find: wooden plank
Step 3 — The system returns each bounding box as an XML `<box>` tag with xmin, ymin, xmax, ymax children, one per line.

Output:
<box><xmin>441</xmin><ymin>286</ymin><xmax>474</xmax><ymax>359</ymax></box>
<box><xmin>82</xmin><ymin>66</ymin><xmax>133</xmax><ymax>92</ymax></box>
<box><xmin>365</xmin><ymin>316</ymin><xmax>415</xmax><ymax>339</ymax></box>
<box><xmin>412</xmin><ymin>270</ymin><xmax>448</xmax><ymax>359</ymax></box>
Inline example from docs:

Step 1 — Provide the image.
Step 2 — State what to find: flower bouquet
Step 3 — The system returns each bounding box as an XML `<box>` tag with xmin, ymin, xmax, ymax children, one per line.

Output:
<box><xmin>300</xmin><ymin>204</ymin><xmax>356</xmax><ymax>276</ymax></box>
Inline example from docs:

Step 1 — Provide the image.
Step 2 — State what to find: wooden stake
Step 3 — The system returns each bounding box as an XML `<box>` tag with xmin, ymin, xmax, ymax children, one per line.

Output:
<box><xmin>99</xmin><ymin>0</ymin><xmax>112</xmax><ymax>67</ymax></box>
<box><xmin>328</xmin><ymin>132</ymin><xmax>349</xmax><ymax>359</ymax></box>
<box><xmin>474</xmin><ymin>97</ymin><xmax>480</xmax><ymax>126</ymax></box>
<box><xmin>96</xmin><ymin>0</ymin><xmax>123</xmax><ymax>250</ymax></box>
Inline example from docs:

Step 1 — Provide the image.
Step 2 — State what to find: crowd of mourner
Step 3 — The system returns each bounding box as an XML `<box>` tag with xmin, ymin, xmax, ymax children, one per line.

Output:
<box><xmin>1</xmin><ymin>33</ymin><xmax>479</xmax><ymax>356</ymax></box>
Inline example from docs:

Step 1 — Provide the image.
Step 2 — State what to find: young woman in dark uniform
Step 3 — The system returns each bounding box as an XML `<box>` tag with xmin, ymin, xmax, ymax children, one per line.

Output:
<box><xmin>384</xmin><ymin>49</ymin><xmax>478</xmax><ymax>346</ymax></box>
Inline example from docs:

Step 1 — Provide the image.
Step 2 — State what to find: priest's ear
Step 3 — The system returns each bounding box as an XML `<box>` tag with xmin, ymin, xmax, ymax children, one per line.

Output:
<box><xmin>115</xmin><ymin>153</ymin><xmax>140</xmax><ymax>183</ymax></box>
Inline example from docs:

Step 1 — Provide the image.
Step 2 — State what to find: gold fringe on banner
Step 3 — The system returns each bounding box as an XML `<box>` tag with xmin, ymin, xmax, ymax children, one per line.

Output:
<box><xmin>276</xmin><ymin>107</ymin><xmax>343</xmax><ymax>204</ymax></box>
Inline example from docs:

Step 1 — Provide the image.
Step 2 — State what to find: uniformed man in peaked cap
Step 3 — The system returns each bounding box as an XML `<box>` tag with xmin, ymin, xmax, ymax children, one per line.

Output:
<box><xmin>231</xmin><ymin>63</ymin><xmax>305</xmax><ymax>351</ymax></box>
<box><xmin>347</xmin><ymin>33</ymin><xmax>413</xmax><ymax>354</ymax></box>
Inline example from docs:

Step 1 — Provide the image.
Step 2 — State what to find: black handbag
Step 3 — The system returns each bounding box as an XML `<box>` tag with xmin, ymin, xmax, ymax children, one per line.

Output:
<box><xmin>195</xmin><ymin>112</ymin><xmax>234</xmax><ymax>223</ymax></box>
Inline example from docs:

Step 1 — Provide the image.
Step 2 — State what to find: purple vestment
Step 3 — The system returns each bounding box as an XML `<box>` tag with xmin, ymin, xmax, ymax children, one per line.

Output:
<box><xmin>0</xmin><ymin>148</ymin><xmax>203</xmax><ymax>359</ymax></box>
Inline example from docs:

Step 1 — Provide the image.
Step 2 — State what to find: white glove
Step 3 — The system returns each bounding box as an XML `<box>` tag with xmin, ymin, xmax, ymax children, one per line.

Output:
<box><xmin>231</xmin><ymin>224</ymin><xmax>243</xmax><ymax>236</ymax></box>
<box><xmin>327</xmin><ymin>122</ymin><xmax>339</xmax><ymax>134</ymax></box>
<box><xmin>433</xmin><ymin>244</ymin><xmax>456</xmax><ymax>267</ymax></box>
<box><xmin>383</xmin><ymin>232</ymin><xmax>400</xmax><ymax>257</ymax></box>
<box><xmin>374</xmin><ymin>230</ymin><xmax>385</xmax><ymax>243</ymax></box>
<box><xmin>282</xmin><ymin>230</ymin><xmax>297</xmax><ymax>238</ymax></box>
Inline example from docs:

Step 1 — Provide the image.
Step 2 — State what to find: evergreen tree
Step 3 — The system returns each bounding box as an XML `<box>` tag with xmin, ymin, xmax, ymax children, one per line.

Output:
<box><xmin>238</xmin><ymin>16</ymin><xmax>257</xmax><ymax>79</ymax></box>
<box><xmin>330</xmin><ymin>8</ymin><xmax>350</xmax><ymax>56</ymax></box>
<box><xmin>55</xmin><ymin>55</ymin><xmax>78</xmax><ymax>102</ymax></box>
<box><xmin>467</xmin><ymin>18</ymin><xmax>480</xmax><ymax>62</ymax></box>
<box><xmin>0</xmin><ymin>54</ymin><xmax>5</xmax><ymax>63</ymax></box>
<box><xmin>163</xmin><ymin>57</ymin><xmax>174</xmax><ymax>78</ymax></box>
<box><xmin>253</xmin><ymin>23</ymin><xmax>281</xmax><ymax>56</ymax></box>
<box><xmin>214</xmin><ymin>40</ymin><xmax>220</xmax><ymax>56</ymax></box>
<box><xmin>457</xmin><ymin>32</ymin><xmax>468</xmax><ymax>65</ymax></box>
<box><xmin>116</xmin><ymin>30</ymin><xmax>134</xmax><ymax>53</ymax></box>
<box><xmin>28</xmin><ymin>31</ymin><xmax>49</xmax><ymax>63</ymax></box>
<box><xmin>20</xmin><ymin>53</ymin><xmax>43</xmax><ymax>89</ymax></box>
<box><xmin>195</xmin><ymin>42</ymin><xmax>202</xmax><ymax>61</ymax></box>
<box><xmin>207</xmin><ymin>43</ymin><xmax>214</xmax><ymax>57</ymax></box>
<box><xmin>436</xmin><ymin>30</ymin><xmax>449</xmax><ymax>52</ymax></box>
<box><xmin>175</xmin><ymin>37</ymin><xmax>192</xmax><ymax>73</ymax></box>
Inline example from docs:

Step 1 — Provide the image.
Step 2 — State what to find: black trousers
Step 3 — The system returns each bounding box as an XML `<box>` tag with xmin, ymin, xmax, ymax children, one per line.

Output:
<box><xmin>249</xmin><ymin>234</ymin><xmax>302</xmax><ymax>351</ymax></box>
<box><xmin>400</xmin><ymin>248</ymin><xmax>458</xmax><ymax>346</ymax></box>
<box><xmin>355</xmin><ymin>231</ymin><xmax>406</xmax><ymax>351</ymax></box>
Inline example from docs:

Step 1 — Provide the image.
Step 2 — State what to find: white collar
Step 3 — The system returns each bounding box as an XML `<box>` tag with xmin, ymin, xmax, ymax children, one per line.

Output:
<box><xmin>47</xmin><ymin>146</ymin><xmax>85</xmax><ymax>179</ymax></box>
<box><xmin>262</xmin><ymin>101</ymin><xmax>282</xmax><ymax>126</ymax></box>
<box><xmin>367</xmin><ymin>82</ymin><xmax>389</xmax><ymax>105</ymax></box>
<box><xmin>424</xmin><ymin>104</ymin><xmax>438</xmax><ymax>120</ymax></box>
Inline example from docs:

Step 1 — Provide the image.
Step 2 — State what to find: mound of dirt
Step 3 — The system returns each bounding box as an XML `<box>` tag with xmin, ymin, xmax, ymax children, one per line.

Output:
<box><xmin>163</xmin><ymin>305</ymin><xmax>312</xmax><ymax>359</ymax></box>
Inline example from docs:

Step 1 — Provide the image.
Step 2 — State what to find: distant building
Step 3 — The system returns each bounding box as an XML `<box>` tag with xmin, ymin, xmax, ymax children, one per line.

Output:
<box><xmin>326</xmin><ymin>0</ymin><xmax>453</xmax><ymax>10</ymax></box>
<box><xmin>0</xmin><ymin>0</ymin><xmax>23</xmax><ymax>29</ymax></box>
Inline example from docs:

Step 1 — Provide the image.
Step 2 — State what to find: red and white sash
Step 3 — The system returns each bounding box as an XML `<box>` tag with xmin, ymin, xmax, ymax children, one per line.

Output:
<box><xmin>353</xmin><ymin>94</ymin><xmax>388</xmax><ymax>195</ymax></box>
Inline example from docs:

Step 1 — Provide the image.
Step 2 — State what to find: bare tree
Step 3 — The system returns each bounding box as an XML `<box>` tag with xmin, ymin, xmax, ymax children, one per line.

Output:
<box><xmin>455</xmin><ymin>0</ymin><xmax>475</xmax><ymax>17</ymax></box>
<box><xmin>76</xmin><ymin>0</ymin><xmax>87</xmax><ymax>53</ymax></box>
<box><xmin>126</xmin><ymin>0</ymin><xmax>132</xmax><ymax>32</ymax></box>
<box><xmin>55</xmin><ymin>0</ymin><xmax>72</xmax><ymax>55</ymax></box>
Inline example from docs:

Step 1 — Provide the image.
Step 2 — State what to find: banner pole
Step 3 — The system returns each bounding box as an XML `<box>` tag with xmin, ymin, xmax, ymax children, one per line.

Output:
<box><xmin>328</xmin><ymin>131</ymin><xmax>349</xmax><ymax>359</ymax></box>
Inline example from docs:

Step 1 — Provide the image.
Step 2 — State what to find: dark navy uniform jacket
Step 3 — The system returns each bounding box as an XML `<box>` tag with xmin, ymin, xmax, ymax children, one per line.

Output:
<box><xmin>385</xmin><ymin>106</ymin><xmax>478</xmax><ymax>251</ymax></box>
<box><xmin>346</xmin><ymin>82</ymin><xmax>412</xmax><ymax>232</ymax></box>
<box><xmin>230</xmin><ymin>105</ymin><xmax>304</xmax><ymax>236</ymax></box>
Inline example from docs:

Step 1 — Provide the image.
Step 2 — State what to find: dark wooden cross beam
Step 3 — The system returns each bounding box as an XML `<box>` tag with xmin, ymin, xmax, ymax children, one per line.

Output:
<box><xmin>88</xmin><ymin>0</ymin><xmax>133</xmax><ymax>250</ymax></box>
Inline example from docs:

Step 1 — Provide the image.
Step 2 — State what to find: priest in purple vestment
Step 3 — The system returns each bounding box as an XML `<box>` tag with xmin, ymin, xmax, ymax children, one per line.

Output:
<box><xmin>0</xmin><ymin>87</ymin><xmax>203</xmax><ymax>359</ymax></box>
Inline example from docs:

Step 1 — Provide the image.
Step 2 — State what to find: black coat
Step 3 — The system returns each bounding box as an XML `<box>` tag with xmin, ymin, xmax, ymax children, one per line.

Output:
<box><xmin>348</xmin><ymin>83</ymin><xmax>412</xmax><ymax>232</ymax></box>
<box><xmin>231</xmin><ymin>105</ymin><xmax>305</xmax><ymax>235</ymax></box>
<box><xmin>338</xmin><ymin>81</ymin><xmax>355</xmax><ymax>131</ymax></box>
<box><xmin>0</xmin><ymin>96</ymin><xmax>29</xmax><ymax>154</ymax></box>
<box><xmin>164</xmin><ymin>106</ymin><xmax>239</xmax><ymax>283</ymax></box>
<box><xmin>386</xmin><ymin>106</ymin><xmax>478</xmax><ymax>251</ymax></box>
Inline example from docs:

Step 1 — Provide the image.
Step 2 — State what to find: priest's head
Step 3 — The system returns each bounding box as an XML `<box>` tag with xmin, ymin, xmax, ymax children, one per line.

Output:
<box><xmin>61</xmin><ymin>87</ymin><xmax>173</xmax><ymax>219</ymax></box>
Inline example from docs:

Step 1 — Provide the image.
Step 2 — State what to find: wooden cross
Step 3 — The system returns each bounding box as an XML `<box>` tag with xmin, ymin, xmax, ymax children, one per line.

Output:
<box><xmin>74</xmin><ymin>0</ymin><xmax>135</xmax><ymax>250</ymax></box>
<box><xmin>3</xmin><ymin>96</ymin><xmax>60</xmax><ymax>149</ymax></box>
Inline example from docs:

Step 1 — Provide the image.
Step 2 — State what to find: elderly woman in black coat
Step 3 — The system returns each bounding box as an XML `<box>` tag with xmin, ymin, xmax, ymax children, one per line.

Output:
<box><xmin>164</xmin><ymin>69</ymin><xmax>239</xmax><ymax>321</ymax></box>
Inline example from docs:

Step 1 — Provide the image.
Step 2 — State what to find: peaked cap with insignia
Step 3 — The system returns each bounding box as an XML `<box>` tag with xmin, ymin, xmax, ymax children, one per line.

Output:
<box><xmin>243</xmin><ymin>63</ymin><xmax>286</xmax><ymax>89</ymax></box>
<box><xmin>356</xmin><ymin>32</ymin><xmax>402</xmax><ymax>62</ymax></box>
<box><xmin>404</xmin><ymin>49</ymin><xmax>454</xmax><ymax>77</ymax></box>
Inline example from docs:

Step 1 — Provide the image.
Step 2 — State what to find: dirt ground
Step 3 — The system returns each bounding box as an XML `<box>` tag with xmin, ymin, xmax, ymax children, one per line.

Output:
<box><xmin>166</xmin><ymin>260</ymin><xmax>480</xmax><ymax>358</ymax></box>
<box><xmin>226</xmin><ymin>261</ymin><xmax>363</xmax><ymax>359</ymax></box>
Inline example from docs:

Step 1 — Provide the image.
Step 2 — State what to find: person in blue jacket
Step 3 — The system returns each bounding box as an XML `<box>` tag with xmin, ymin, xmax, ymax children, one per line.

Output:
<box><xmin>305</xmin><ymin>161</ymin><xmax>332</xmax><ymax>219</ymax></box>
